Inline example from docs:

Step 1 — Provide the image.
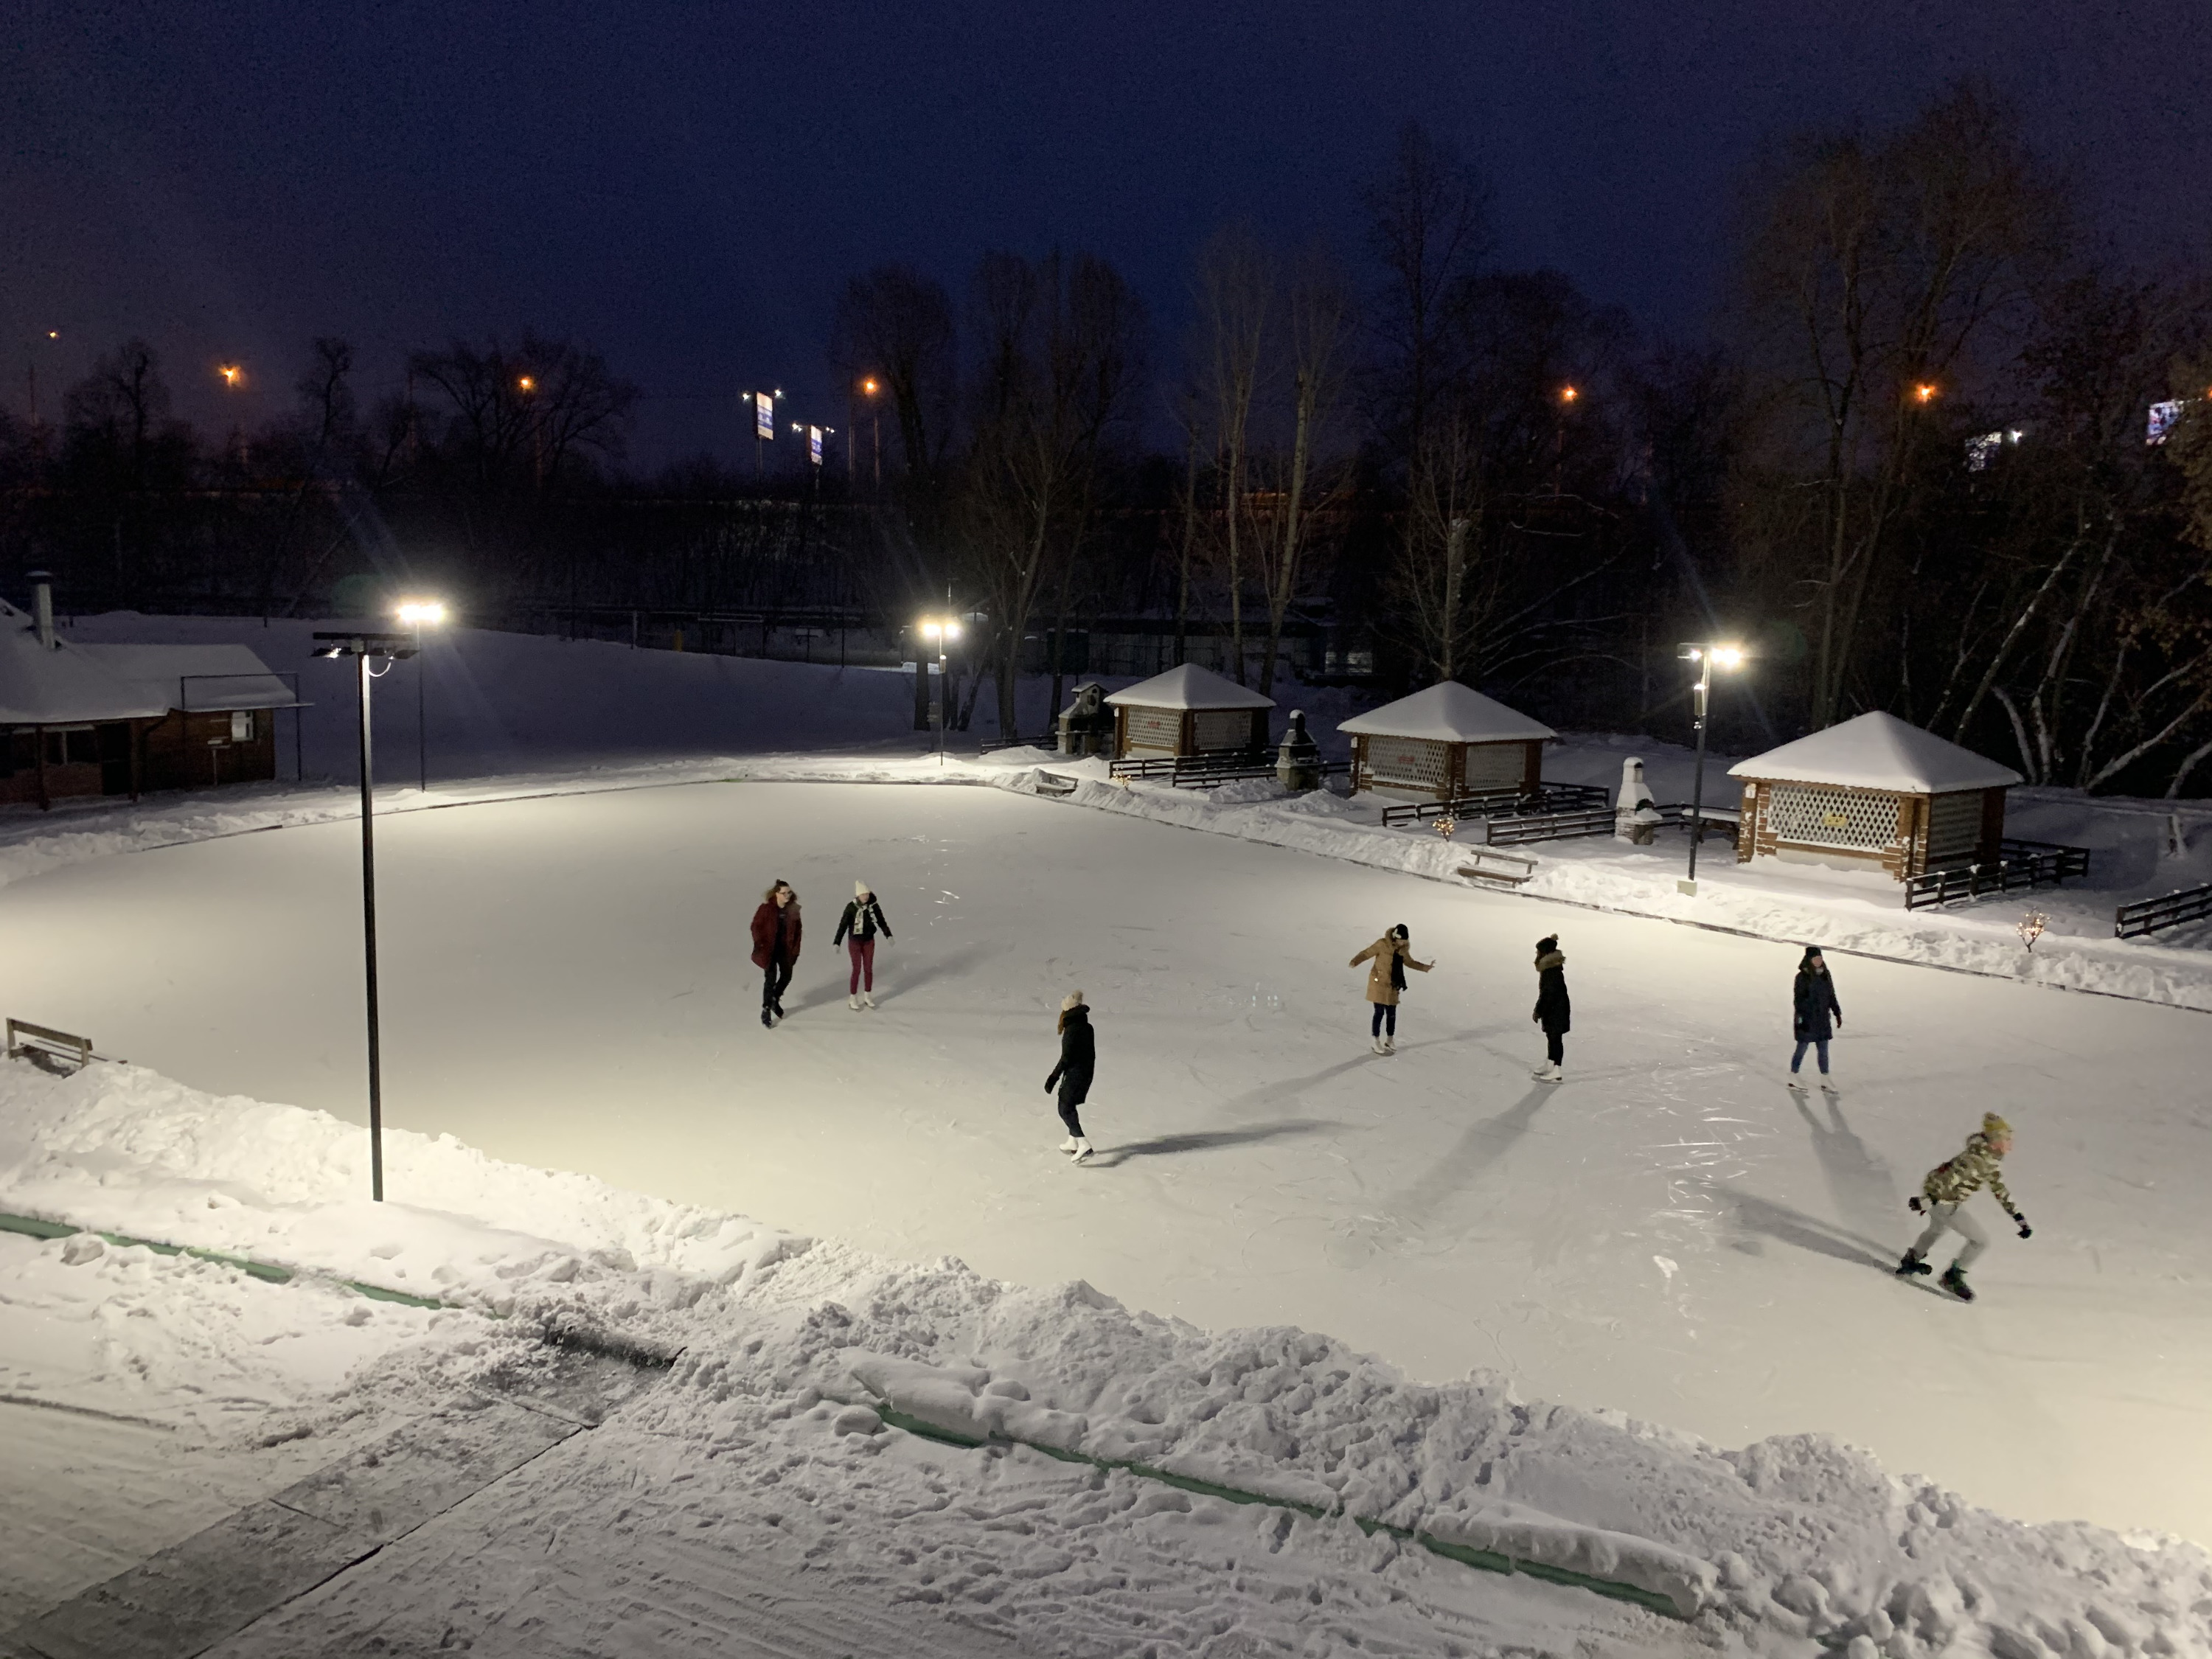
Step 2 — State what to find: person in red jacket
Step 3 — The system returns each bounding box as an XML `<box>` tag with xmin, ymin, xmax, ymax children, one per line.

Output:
<box><xmin>750</xmin><ymin>880</ymin><xmax>802</xmax><ymax>1027</ymax></box>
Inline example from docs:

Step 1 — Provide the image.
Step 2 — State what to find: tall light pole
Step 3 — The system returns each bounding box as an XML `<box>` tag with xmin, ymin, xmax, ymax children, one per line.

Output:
<box><xmin>921</xmin><ymin>617</ymin><xmax>961</xmax><ymax>765</ymax></box>
<box><xmin>859</xmin><ymin>376</ymin><xmax>883</xmax><ymax>496</ymax></box>
<box><xmin>1677</xmin><ymin>642</ymin><xmax>1745</xmax><ymax>894</ymax></box>
<box><xmin>311</xmin><ymin>630</ymin><xmax>418</xmax><ymax>1202</ymax></box>
<box><xmin>396</xmin><ymin>599</ymin><xmax>448</xmax><ymax>793</ymax></box>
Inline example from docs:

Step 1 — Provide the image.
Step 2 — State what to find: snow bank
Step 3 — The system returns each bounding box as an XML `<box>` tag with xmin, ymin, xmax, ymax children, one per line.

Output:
<box><xmin>4</xmin><ymin>1054</ymin><xmax>2207</xmax><ymax>1655</ymax></box>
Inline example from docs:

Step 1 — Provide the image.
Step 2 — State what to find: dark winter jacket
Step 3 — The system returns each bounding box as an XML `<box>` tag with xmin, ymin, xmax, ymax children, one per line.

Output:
<box><xmin>749</xmin><ymin>894</ymin><xmax>802</xmax><ymax>970</ymax></box>
<box><xmin>1046</xmin><ymin>1006</ymin><xmax>1096</xmax><ymax>1105</ymax></box>
<box><xmin>1532</xmin><ymin>950</ymin><xmax>1571</xmax><ymax>1034</ymax></box>
<box><xmin>833</xmin><ymin>897</ymin><xmax>892</xmax><ymax>946</ymax></box>
<box><xmin>1792</xmin><ymin>967</ymin><xmax>1842</xmax><ymax>1042</ymax></box>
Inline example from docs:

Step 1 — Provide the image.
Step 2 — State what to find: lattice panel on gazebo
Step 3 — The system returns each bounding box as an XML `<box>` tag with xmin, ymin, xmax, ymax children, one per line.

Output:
<box><xmin>1124</xmin><ymin>708</ymin><xmax>1181</xmax><ymax>751</ymax></box>
<box><xmin>1365</xmin><ymin>735</ymin><xmax>1450</xmax><ymax>788</ymax></box>
<box><xmin>1764</xmin><ymin>784</ymin><xmax>1897</xmax><ymax>849</ymax></box>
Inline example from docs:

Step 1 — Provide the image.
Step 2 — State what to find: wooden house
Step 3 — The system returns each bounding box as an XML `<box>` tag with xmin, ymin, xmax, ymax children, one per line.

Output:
<box><xmin>1729</xmin><ymin>712</ymin><xmax>2020</xmax><ymax>880</ymax></box>
<box><xmin>1</xmin><ymin>589</ymin><xmax>302</xmax><ymax>809</ymax></box>
<box><xmin>1104</xmin><ymin>664</ymin><xmax>1273</xmax><ymax>758</ymax></box>
<box><xmin>1337</xmin><ymin>682</ymin><xmax>1555</xmax><ymax>801</ymax></box>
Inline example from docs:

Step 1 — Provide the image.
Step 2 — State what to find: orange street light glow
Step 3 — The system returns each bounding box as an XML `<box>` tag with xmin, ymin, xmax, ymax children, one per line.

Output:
<box><xmin>219</xmin><ymin>364</ymin><xmax>243</xmax><ymax>386</ymax></box>
<box><xmin>1914</xmin><ymin>383</ymin><xmax>1938</xmax><ymax>403</ymax></box>
<box><xmin>861</xmin><ymin>377</ymin><xmax>880</xmax><ymax>395</ymax></box>
<box><xmin>1559</xmin><ymin>385</ymin><xmax>1579</xmax><ymax>403</ymax></box>
<box><xmin>517</xmin><ymin>375</ymin><xmax>536</xmax><ymax>392</ymax></box>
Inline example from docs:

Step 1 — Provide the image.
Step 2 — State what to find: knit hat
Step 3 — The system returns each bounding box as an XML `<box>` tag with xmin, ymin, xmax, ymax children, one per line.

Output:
<box><xmin>1799</xmin><ymin>946</ymin><xmax>1825</xmax><ymax>967</ymax></box>
<box><xmin>1390</xmin><ymin>923</ymin><xmax>1409</xmax><ymax>941</ymax></box>
<box><xmin>1535</xmin><ymin>935</ymin><xmax>1559</xmax><ymax>956</ymax></box>
<box><xmin>1982</xmin><ymin>1112</ymin><xmax>2011</xmax><ymax>1140</ymax></box>
<box><xmin>1062</xmin><ymin>990</ymin><xmax>1085</xmax><ymax>1012</ymax></box>
<box><xmin>855</xmin><ymin>880</ymin><xmax>871</xmax><ymax>899</ymax></box>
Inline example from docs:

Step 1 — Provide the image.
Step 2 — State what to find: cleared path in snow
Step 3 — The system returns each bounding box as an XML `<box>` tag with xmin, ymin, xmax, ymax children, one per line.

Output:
<box><xmin>0</xmin><ymin>780</ymin><xmax>2205</xmax><ymax>1544</ymax></box>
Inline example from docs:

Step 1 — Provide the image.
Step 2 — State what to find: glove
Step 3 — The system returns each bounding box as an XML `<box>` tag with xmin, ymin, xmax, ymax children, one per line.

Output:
<box><xmin>2014</xmin><ymin>1216</ymin><xmax>2032</xmax><ymax>1239</ymax></box>
<box><xmin>1907</xmin><ymin>1196</ymin><xmax>1924</xmax><ymax>1214</ymax></box>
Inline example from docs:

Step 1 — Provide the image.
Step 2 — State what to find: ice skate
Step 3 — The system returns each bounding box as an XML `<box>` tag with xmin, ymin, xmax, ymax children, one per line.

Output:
<box><xmin>1371</xmin><ymin>1037</ymin><xmax>1388</xmax><ymax>1055</ymax></box>
<box><xmin>861</xmin><ymin>992</ymin><xmax>876</xmax><ymax>1009</ymax></box>
<box><xmin>1938</xmin><ymin>1264</ymin><xmax>1975</xmax><ymax>1301</ymax></box>
<box><xmin>1531</xmin><ymin>1062</ymin><xmax>1562</xmax><ymax>1082</ymax></box>
<box><xmin>1786</xmin><ymin>1073</ymin><xmax>1807</xmax><ymax>1091</ymax></box>
<box><xmin>1818</xmin><ymin>1074</ymin><xmax>1838</xmax><ymax>1093</ymax></box>
<box><xmin>1070</xmin><ymin>1138</ymin><xmax>1093</xmax><ymax>1163</ymax></box>
<box><xmin>1894</xmin><ymin>1251</ymin><xmax>1931</xmax><ymax>1277</ymax></box>
<box><xmin>1057</xmin><ymin>1135</ymin><xmax>1079</xmax><ymax>1153</ymax></box>
<box><xmin>848</xmin><ymin>994</ymin><xmax>861</xmax><ymax>1011</ymax></box>
<box><xmin>760</xmin><ymin>1007</ymin><xmax>775</xmax><ymax>1029</ymax></box>
<box><xmin>1380</xmin><ymin>1035</ymin><xmax>1396</xmax><ymax>1054</ymax></box>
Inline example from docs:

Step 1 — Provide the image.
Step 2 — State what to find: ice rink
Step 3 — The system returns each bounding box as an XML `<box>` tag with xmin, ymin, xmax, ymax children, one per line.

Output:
<box><xmin>3</xmin><ymin>778</ymin><xmax>2205</xmax><ymax>1543</ymax></box>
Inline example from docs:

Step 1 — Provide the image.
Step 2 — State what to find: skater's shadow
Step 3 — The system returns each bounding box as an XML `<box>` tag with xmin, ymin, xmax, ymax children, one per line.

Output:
<box><xmin>1790</xmin><ymin>1092</ymin><xmax>1900</xmax><ymax>1234</ymax></box>
<box><xmin>1393</xmin><ymin>1084</ymin><xmax>1556</xmax><ymax>1222</ymax></box>
<box><xmin>1217</xmin><ymin>1055</ymin><xmax>1373</xmax><ymax>1118</ymax></box>
<box><xmin>1093</xmin><ymin>1120</ymin><xmax>1334</xmax><ymax>1167</ymax></box>
<box><xmin>869</xmin><ymin>943</ymin><xmax>995</xmax><ymax>1004</ymax></box>
<box><xmin>1725</xmin><ymin>1189</ymin><xmax>1893</xmax><ymax>1271</ymax></box>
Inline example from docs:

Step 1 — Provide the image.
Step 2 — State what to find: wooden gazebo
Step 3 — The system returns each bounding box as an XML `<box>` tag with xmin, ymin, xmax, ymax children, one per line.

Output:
<box><xmin>1104</xmin><ymin>664</ymin><xmax>1273</xmax><ymax>759</ymax></box>
<box><xmin>1337</xmin><ymin>682</ymin><xmax>1555</xmax><ymax>801</ymax></box>
<box><xmin>1730</xmin><ymin>712</ymin><xmax>2020</xmax><ymax>880</ymax></box>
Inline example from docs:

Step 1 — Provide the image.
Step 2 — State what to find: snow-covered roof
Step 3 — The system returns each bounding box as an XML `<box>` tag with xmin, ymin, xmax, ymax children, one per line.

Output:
<box><xmin>1730</xmin><ymin>711</ymin><xmax>2021</xmax><ymax>793</ymax></box>
<box><xmin>0</xmin><ymin>602</ymin><xmax>299</xmax><ymax>724</ymax></box>
<box><xmin>1103</xmin><ymin>664</ymin><xmax>1275</xmax><ymax>710</ymax></box>
<box><xmin>1337</xmin><ymin>681</ymin><xmax>1555</xmax><ymax>744</ymax></box>
<box><xmin>77</xmin><ymin>643</ymin><xmax>305</xmax><ymax>712</ymax></box>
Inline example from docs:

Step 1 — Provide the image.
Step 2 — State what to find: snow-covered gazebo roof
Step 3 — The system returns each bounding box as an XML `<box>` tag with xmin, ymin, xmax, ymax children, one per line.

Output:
<box><xmin>1104</xmin><ymin>664</ymin><xmax>1274</xmax><ymax>710</ymax></box>
<box><xmin>1729</xmin><ymin>712</ymin><xmax>2021</xmax><ymax>793</ymax></box>
<box><xmin>1338</xmin><ymin>682</ymin><xmax>1555</xmax><ymax>744</ymax></box>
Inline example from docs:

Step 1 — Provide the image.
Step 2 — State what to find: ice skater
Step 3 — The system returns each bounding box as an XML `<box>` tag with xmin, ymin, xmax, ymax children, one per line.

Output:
<box><xmin>1044</xmin><ymin>990</ymin><xmax>1096</xmax><ymax>1162</ymax></box>
<box><xmin>1531</xmin><ymin>935</ymin><xmax>1570</xmax><ymax>1082</ymax></box>
<box><xmin>1350</xmin><ymin>925</ymin><xmax>1431</xmax><ymax>1055</ymax></box>
<box><xmin>832</xmin><ymin>881</ymin><xmax>893</xmax><ymax>1010</ymax></box>
<box><xmin>1788</xmin><ymin>947</ymin><xmax>1843</xmax><ymax>1088</ymax></box>
<box><xmin>750</xmin><ymin>880</ymin><xmax>802</xmax><ymax>1028</ymax></box>
<box><xmin>1896</xmin><ymin>1112</ymin><xmax>2031</xmax><ymax>1301</ymax></box>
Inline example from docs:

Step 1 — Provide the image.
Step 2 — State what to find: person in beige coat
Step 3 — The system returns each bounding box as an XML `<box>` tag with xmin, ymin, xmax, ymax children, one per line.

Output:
<box><xmin>1349</xmin><ymin>924</ymin><xmax>1433</xmax><ymax>1055</ymax></box>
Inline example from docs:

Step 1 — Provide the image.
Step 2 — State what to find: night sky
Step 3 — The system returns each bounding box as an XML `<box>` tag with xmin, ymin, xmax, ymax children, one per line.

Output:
<box><xmin>5</xmin><ymin>1</ymin><xmax>2205</xmax><ymax>465</ymax></box>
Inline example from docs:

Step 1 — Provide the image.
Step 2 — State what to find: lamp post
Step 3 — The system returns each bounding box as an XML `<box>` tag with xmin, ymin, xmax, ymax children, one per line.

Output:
<box><xmin>920</xmin><ymin>617</ymin><xmax>961</xmax><ymax>765</ymax></box>
<box><xmin>311</xmin><ymin>630</ymin><xmax>419</xmax><ymax>1201</ymax></box>
<box><xmin>1677</xmin><ymin>642</ymin><xmax>1745</xmax><ymax>894</ymax></box>
<box><xmin>395</xmin><ymin>599</ymin><xmax>447</xmax><ymax>793</ymax></box>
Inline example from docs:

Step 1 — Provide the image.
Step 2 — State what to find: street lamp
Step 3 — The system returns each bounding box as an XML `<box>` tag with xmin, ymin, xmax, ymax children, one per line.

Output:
<box><xmin>1677</xmin><ymin>642</ymin><xmax>1745</xmax><ymax>894</ymax></box>
<box><xmin>310</xmin><ymin>629</ymin><xmax>419</xmax><ymax>1202</ymax></box>
<box><xmin>395</xmin><ymin>599</ymin><xmax>448</xmax><ymax>793</ymax></box>
<box><xmin>919</xmin><ymin>616</ymin><xmax>961</xmax><ymax>765</ymax></box>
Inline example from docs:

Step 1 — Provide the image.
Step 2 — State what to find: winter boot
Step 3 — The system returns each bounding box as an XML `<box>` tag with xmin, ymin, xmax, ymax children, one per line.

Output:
<box><xmin>861</xmin><ymin>992</ymin><xmax>876</xmax><ymax>1009</ymax></box>
<box><xmin>1939</xmin><ymin>1264</ymin><xmax>1975</xmax><ymax>1302</ymax></box>
<box><xmin>1894</xmin><ymin>1250</ymin><xmax>1931</xmax><ymax>1278</ymax></box>
<box><xmin>1070</xmin><ymin>1138</ymin><xmax>1093</xmax><ymax>1163</ymax></box>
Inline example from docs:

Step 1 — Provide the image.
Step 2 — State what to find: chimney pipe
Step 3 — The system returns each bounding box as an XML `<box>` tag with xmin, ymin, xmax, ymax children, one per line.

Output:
<box><xmin>27</xmin><ymin>571</ymin><xmax>55</xmax><ymax>650</ymax></box>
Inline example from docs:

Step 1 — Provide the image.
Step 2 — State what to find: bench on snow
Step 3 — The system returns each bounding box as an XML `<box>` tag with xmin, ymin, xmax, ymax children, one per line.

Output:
<box><xmin>1457</xmin><ymin>849</ymin><xmax>1538</xmax><ymax>886</ymax></box>
<box><xmin>6</xmin><ymin>1018</ymin><xmax>97</xmax><ymax>1072</ymax></box>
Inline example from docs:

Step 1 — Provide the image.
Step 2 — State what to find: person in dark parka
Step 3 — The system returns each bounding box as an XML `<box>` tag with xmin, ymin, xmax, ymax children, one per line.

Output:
<box><xmin>1789</xmin><ymin>946</ymin><xmax>1843</xmax><ymax>1087</ymax></box>
<box><xmin>832</xmin><ymin>881</ymin><xmax>893</xmax><ymax>1011</ymax></box>
<box><xmin>1044</xmin><ymin>990</ymin><xmax>1096</xmax><ymax>1163</ymax></box>
<box><xmin>749</xmin><ymin>880</ymin><xmax>802</xmax><ymax>1028</ymax></box>
<box><xmin>1531</xmin><ymin>935</ymin><xmax>1571</xmax><ymax>1082</ymax></box>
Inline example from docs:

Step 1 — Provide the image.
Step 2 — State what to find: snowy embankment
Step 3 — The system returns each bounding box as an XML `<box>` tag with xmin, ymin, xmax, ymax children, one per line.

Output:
<box><xmin>4</xmin><ymin>1055</ymin><xmax>2208</xmax><ymax>1656</ymax></box>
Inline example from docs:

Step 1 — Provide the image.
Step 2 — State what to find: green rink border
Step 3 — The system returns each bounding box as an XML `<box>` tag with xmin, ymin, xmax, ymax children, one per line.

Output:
<box><xmin>871</xmin><ymin>1405</ymin><xmax>1693</xmax><ymax>1621</ymax></box>
<box><xmin>0</xmin><ymin>1208</ymin><xmax>447</xmax><ymax>1310</ymax></box>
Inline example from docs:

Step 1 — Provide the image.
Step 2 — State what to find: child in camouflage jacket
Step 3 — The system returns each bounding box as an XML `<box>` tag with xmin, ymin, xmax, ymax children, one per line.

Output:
<box><xmin>1896</xmin><ymin>1112</ymin><xmax>2031</xmax><ymax>1301</ymax></box>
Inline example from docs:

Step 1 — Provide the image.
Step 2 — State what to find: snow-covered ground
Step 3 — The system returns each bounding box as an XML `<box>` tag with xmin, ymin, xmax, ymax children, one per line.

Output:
<box><xmin>4</xmin><ymin>619</ymin><xmax>2211</xmax><ymax>1654</ymax></box>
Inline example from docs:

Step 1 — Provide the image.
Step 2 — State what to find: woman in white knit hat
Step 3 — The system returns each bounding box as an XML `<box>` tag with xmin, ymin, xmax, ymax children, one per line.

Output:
<box><xmin>1044</xmin><ymin>990</ymin><xmax>1096</xmax><ymax>1162</ymax></box>
<box><xmin>832</xmin><ymin>881</ymin><xmax>894</xmax><ymax>1010</ymax></box>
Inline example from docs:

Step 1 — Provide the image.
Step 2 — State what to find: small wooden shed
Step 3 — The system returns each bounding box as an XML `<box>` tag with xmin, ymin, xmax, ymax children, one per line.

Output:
<box><xmin>1338</xmin><ymin>682</ymin><xmax>1555</xmax><ymax>801</ymax></box>
<box><xmin>1729</xmin><ymin>712</ymin><xmax>2020</xmax><ymax>880</ymax></box>
<box><xmin>1105</xmin><ymin>664</ymin><xmax>1273</xmax><ymax>758</ymax></box>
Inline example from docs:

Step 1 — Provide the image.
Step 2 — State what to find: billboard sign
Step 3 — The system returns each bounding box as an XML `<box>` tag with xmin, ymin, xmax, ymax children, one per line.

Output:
<box><xmin>754</xmin><ymin>391</ymin><xmax>775</xmax><ymax>441</ymax></box>
<box><xmin>809</xmin><ymin>425</ymin><xmax>824</xmax><ymax>466</ymax></box>
<box><xmin>2147</xmin><ymin>399</ymin><xmax>2184</xmax><ymax>445</ymax></box>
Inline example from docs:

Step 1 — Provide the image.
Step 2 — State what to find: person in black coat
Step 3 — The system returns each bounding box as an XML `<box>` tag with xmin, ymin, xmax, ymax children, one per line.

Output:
<box><xmin>1531</xmin><ymin>935</ymin><xmax>1571</xmax><ymax>1082</ymax></box>
<box><xmin>832</xmin><ymin>881</ymin><xmax>893</xmax><ymax>1011</ymax></box>
<box><xmin>1789</xmin><ymin>947</ymin><xmax>1843</xmax><ymax>1088</ymax></box>
<box><xmin>1044</xmin><ymin>990</ymin><xmax>1096</xmax><ymax>1163</ymax></box>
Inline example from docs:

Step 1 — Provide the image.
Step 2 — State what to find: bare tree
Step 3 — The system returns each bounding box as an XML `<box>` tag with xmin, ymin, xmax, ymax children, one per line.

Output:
<box><xmin>1194</xmin><ymin>223</ymin><xmax>1272</xmax><ymax>683</ymax></box>
<box><xmin>831</xmin><ymin>265</ymin><xmax>959</xmax><ymax>564</ymax></box>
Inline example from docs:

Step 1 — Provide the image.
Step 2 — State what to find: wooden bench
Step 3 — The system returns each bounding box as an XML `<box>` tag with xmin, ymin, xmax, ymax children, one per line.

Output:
<box><xmin>6</xmin><ymin>1018</ymin><xmax>95</xmax><ymax>1071</ymax></box>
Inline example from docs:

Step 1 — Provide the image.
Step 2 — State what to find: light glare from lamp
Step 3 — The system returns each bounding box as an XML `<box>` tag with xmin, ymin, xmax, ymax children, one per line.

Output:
<box><xmin>396</xmin><ymin>599</ymin><xmax>448</xmax><ymax>627</ymax></box>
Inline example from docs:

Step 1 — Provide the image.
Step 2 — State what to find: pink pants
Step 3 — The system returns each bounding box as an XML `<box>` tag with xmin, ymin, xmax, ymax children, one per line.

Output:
<box><xmin>847</xmin><ymin>937</ymin><xmax>875</xmax><ymax>992</ymax></box>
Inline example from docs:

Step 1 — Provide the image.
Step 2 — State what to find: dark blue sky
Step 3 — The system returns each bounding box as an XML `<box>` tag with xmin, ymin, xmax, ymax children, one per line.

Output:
<box><xmin>5</xmin><ymin>1</ymin><xmax>2205</xmax><ymax>466</ymax></box>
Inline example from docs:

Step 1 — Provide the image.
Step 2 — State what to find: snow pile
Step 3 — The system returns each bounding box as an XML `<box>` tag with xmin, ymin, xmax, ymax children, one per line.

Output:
<box><xmin>5</xmin><ymin>1054</ymin><xmax>2208</xmax><ymax>1655</ymax></box>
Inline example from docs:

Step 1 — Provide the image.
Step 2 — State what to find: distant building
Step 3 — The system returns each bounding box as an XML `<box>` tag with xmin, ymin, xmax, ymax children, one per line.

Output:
<box><xmin>1337</xmin><ymin>682</ymin><xmax>1556</xmax><ymax>802</ymax></box>
<box><xmin>1</xmin><ymin>580</ymin><xmax>303</xmax><ymax>809</ymax></box>
<box><xmin>1103</xmin><ymin>664</ymin><xmax>1274</xmax><ymax>758</ymax></box>
<box><xmin>1729</xmin><ymin>712</ymin><xmax>2020</xmax><ymax>880</ymax></box>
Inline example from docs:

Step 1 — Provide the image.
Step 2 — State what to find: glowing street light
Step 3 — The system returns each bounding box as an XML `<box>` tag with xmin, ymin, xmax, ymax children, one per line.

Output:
<box><xmin>919</xmin><ymin>616</ymin><xmax>961</xmax><ymax>765</ymax></box>
<box><xmin>395</xmin><ymin>598</ymin><xmax>448</xmax><ymax>793</ymax></box>
<box><xmin>1677</xmin><ymin>642</ymin><xmax>1747</xmax><ymax>893</ymax></box>
<box><xmin>218</xmin><ymin>364</ymin><xmax>243</xmax><ymax>387</ymax></box>
<box><xmin>1913</xmin><ymin>382</ymin><xmax>1939</xmax><ymax>404</ymax></box>
<box><xmin>1559</xmin><ymin>384</ymin><xmax>1579</xmax><ymax>404</ymax></box>
<box><xmin>310</xmin><ymin>629</ymin><xmax>421</xmax><ymax>1200</ymax></box>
